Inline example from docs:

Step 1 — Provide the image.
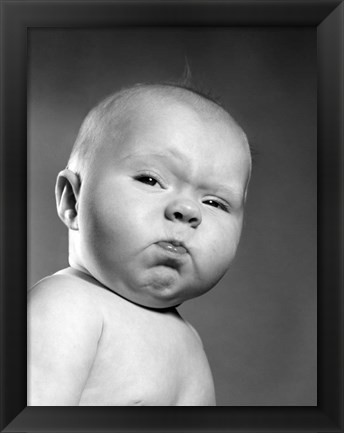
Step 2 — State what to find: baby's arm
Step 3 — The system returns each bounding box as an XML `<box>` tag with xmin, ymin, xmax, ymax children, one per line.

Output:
<box><xmin>27</xmin><ymin>277</ymin><xmax>103</xmax><ymax>405</ymax></box>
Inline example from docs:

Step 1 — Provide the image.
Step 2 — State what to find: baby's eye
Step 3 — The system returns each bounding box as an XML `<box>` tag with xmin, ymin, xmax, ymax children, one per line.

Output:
<box><xmin>135</xmin><ymin>174</ymin><xmax>164</xmax><ymax>188</ymax></box>
<box><xmin>203</xmin><ymin>199</ymin><xmax>229</xmax><ymax>213</ymax></box>
<box><xmin>137</xmin><ymin>176</ymin><xmax>158</xmax><ymax>186</ymax></box>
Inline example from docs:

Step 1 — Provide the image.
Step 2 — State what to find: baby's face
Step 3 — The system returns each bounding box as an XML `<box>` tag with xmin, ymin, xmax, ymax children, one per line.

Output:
<box><xmin>76</xmin><ymin>98</ymin><xmax>251</xmax><ymax>308</ymax></box>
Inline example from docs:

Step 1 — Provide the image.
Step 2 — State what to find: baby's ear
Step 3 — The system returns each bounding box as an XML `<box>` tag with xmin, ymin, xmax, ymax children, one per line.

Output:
<box><xmin>55</xmin><ymin>169</ymin><xmax>81</xmax><ymax>230</ymax></box>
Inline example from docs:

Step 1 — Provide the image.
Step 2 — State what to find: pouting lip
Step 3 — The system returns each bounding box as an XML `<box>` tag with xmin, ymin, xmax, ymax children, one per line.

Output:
<box><xmin>156</xmin><ymin>239</ymin><xmax>189</xmax><ymax>255</ymax></box>
<box><xmin>167</xmin><ymin>239</ymin><xmax>187</xmax><ymax>249</ymax></box>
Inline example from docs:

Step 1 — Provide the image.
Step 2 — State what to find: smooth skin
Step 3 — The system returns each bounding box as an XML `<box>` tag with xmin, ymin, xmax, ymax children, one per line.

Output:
<box><xmin>28</xmin><ymin>95</ymin><xmax>251</xmax><ymax>405</ymax></box>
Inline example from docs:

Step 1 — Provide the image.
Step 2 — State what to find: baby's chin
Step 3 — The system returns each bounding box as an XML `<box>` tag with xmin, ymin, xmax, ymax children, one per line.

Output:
<box><xmin>109</xmin><ymin>284</ymin><xmax>195</xmax><ymax>310</ymax></box>
<box><xmin>72</xmin><ymin>260</ymin><xmax>219</xmax><ymax>309</ymax></box>
<box><xmin>103</xmin><ymin>276</ymin><xmax>211</xmax><ymax>310</ymax></box>
<box><xmin>119</xmin><ymin>271</ymin><xmax>217</xmax><ymax>309</ymax></box>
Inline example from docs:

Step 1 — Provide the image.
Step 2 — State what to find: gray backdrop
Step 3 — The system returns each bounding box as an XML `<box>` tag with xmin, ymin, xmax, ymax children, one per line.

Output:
<box><xmin>28</xmin><ymin>28</ymin><xmax>317</xmax><ymax>406</ymax></box>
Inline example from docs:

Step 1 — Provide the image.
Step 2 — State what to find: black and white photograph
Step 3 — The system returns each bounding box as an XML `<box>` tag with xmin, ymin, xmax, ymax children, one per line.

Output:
<box><xmin>27</xmin><ymin>27</ymin><xmax>316</xmax><ymax>406</ymax></box>
<box><xmin>1</xmin><ymin>1</ymin><xmax>343</xmax><ymax>431</ymax></box>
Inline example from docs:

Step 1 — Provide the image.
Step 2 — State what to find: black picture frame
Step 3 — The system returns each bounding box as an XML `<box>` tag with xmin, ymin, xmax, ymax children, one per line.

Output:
<box><xmin>1</xmin><ymin>0</ymin><xmax>343</xmax><ymax>432</ymax></box>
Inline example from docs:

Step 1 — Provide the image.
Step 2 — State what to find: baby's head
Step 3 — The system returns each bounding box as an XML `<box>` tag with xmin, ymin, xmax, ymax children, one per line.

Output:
<box><xmin>56</xmin><ymin>84</ymin><xmax>251</xmax><ymax>308</ymax></box>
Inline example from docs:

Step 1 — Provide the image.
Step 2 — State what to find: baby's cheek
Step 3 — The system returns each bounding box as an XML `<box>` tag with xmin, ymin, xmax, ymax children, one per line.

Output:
<box><xmin>207</xmin><ymin>225</ymin><xmax>241</xmax><ymax>265</ymax></box>
<box><xmin>197</xmin><ymin>236</ymin><xmax>235</xmax><ymax>289</ymax></box>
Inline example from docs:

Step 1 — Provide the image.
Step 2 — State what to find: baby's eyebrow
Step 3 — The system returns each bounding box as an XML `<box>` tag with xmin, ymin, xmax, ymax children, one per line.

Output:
<box><xmin>119</xmin><ymin>150</ymin><xmax>190</xmax><ymax>175</ymax></box>
<box><xmin>120</xmin><ymin>149</ymin><xmax>184</xmax><ymax>164</ymax></box>
<box><xmin>206</xmin><ymin>184</ymin><xmax>245</xmax><ymax>203</ymax></box>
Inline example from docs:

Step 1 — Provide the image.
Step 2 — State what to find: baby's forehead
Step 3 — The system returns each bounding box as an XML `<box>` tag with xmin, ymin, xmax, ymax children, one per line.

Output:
<box><xmin>96</xmin><ymin>87</ymin><xmax>251</xmax><ymax>171</ymax></box>
<box><xmin>104</xmin><ymin>90</ymin><xmax>240</xmax><ymax>143</ymax></box>
<box><xmin>110</xmin><ymin>97</ymin><xmax>247</xmax><ymax>160</ymax></box>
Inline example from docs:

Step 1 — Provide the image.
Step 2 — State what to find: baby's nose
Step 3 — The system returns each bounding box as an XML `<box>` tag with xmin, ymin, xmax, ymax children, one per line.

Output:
<box><xmin>165</xmin><ymin>199</ymin><xmax>202</xmax><ymax>228</ymax></box>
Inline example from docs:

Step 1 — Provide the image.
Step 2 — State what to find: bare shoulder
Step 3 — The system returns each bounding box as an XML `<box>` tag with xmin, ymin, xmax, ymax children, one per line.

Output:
<box><xmin>30</xmin><ymin>269</ymin><xmax>104</xmax><ymax>305</ymax></box>
<box><xmin>185</xmin><ymin>321</ymin><xmax>203</xmax><ymax>345</ymax></box>
<box><xmin>27</xmin><ymin>270</ymin><xmax>105</xmax><ymax>405</ymax></box>
<box><xmin>28</xmin><ymin>270</ymin><xmax>104</xmax><ymax>336</ymax></box>
<box><xmin>174</xmin><ymin>310</ymin><xmax>204</xmax><ymax>347</ymax></box>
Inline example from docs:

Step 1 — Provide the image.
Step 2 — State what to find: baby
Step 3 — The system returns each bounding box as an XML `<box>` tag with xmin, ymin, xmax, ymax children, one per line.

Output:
<box><xmin>27</xmin><ymin>83</ymin><xmax>251</xmax><ymax>406</ymax></box>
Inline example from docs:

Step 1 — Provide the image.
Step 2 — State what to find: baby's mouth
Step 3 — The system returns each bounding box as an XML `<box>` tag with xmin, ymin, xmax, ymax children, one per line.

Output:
<box><xmin>156</xmin><ymin>241</ymin><xmax>188</xmax><ymax>255</ymax></box>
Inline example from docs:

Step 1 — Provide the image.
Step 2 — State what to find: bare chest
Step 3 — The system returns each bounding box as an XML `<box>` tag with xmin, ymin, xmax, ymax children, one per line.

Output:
<box><xmin>79</xmin><ymin>307</ymin><xmax>215</xmax><ymax>406</ymax></box>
